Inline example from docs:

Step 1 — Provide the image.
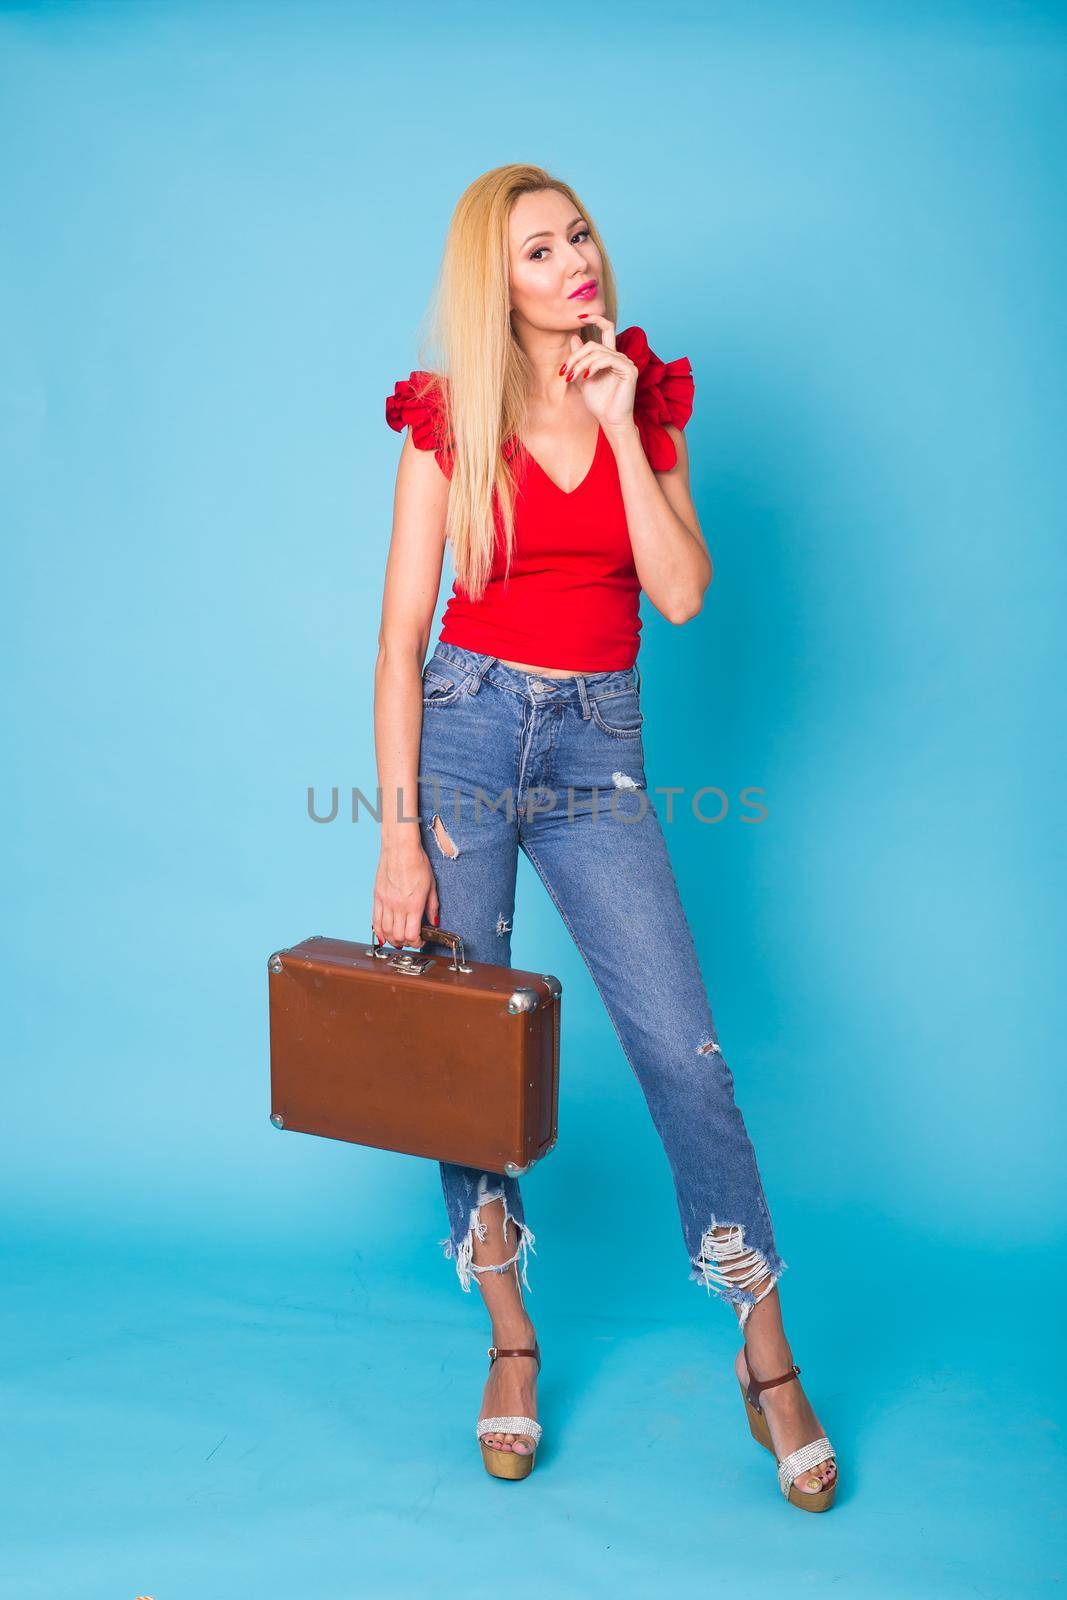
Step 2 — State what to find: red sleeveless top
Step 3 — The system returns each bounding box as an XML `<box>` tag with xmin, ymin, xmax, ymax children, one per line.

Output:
<box><xmin>385</xmin><ymin>325</ymin><xmax>694</xmax><ymax>671</ymax></box>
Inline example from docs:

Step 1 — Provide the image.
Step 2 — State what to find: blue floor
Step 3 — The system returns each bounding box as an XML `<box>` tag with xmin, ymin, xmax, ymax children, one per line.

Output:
<box><xmin>1</xmin><ymin>1220</ymin><xmax>1061</xmax><ymax>1599</ymax></box>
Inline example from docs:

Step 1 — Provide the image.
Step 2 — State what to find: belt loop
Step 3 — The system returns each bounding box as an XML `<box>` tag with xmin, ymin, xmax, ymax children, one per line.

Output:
<box><xmin>633</xmin><ymin>659</ymin><xmax>642</xmax><ymax>694</ymax></box>
<box><xmin>468</xmin><ymin>652</ymin><xmax>496</xmax><ymax>695</ymax></box>
<box><xmin>576</xmin><ymin>675</ymin><xmax>592</xmax><ymax>719</ymax></box>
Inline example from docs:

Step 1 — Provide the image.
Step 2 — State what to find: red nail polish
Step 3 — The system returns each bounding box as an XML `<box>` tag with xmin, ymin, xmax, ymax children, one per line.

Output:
<box><xmin>577</xmin><ymin>313</ymin><xmax>588</xmax><ymax>318</ymax></box>
<box><xmin>558</xmin><ymin>364</ymin><xmax>566</xmax><ymax>375</ymax></box>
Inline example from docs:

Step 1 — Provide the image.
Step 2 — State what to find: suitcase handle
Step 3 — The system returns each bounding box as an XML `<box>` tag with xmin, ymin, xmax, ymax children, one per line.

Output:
<box><xmin>370</xmin><ymin>922</ymin><xmax>471</xmax><ymax>972</ymax></box>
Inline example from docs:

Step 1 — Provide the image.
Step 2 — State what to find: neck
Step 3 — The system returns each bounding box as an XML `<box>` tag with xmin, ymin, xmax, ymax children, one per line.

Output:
<box><xmin>513</xmin><ymin>320</ymin><xmax>580</xmax><ymax>404</ymax></box>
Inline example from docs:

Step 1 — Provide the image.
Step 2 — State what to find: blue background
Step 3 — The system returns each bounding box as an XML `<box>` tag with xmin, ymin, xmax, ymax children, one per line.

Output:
<box><xmin>2</xmin><ymin>1</ymin><xmax>1064</xmax><ymax>1595</ymax></box>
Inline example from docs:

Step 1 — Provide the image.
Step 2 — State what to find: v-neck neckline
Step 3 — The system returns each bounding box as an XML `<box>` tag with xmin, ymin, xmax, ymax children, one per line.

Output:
<box><xmin>519</xmin><ymin>423</ymin><xmax>604</xmax><ymax>497</ymax></box>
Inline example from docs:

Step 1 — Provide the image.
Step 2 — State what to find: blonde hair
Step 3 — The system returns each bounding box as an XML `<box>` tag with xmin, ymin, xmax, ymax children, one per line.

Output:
<box><xmin>413</xmin><ymin>164</ymin><xmax>618</xmax><ymax>601</ymax></box>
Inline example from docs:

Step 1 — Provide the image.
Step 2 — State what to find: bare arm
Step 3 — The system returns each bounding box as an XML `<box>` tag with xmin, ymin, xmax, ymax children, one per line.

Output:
<box><xmin>603</xmin><ymin>419</ymin><xmax>713</xmax><ymax>624</ymax></box>
<box><xmin>372</xmin><ymin>430</ymin><xmax>450</xmax><ymax>948</ymax></box>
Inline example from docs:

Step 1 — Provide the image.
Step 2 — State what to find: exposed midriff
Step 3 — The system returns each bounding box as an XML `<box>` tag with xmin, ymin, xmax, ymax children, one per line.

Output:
<box><xmin>496</xmin><ymin>657</ymin><xmax>586</xmax><ymax>678</ymax></box>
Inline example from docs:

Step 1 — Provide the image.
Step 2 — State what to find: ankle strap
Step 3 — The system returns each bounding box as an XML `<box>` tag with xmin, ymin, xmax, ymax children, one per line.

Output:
<box><xmin>744</xmin><ymin>1349</ymin><xmax>800</xmax><ymax>1412</ymax></box>
<box><xmin>488</xmin><ymin>1343</ymin><xmax>541</xmax><ymax>1370</ymax></box>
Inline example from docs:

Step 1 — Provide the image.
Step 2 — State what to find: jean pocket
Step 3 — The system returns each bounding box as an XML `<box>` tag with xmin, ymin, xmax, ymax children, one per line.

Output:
<box><xmin>590</xmin><ymin>690</ymin><xmax>644</xmax><ymax>738</ymax></box>
<box><xmin>421</xmin><ymin>665</ymin><xmax>466</xmax><ymax>707</ymax></box>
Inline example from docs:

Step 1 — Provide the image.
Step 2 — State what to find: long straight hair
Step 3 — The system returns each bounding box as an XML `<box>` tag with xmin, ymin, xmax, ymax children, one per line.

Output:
<box><xmin>414</xmin><ymin>164</ymin><xmax>618</xmax><ymax>602</ymax></box>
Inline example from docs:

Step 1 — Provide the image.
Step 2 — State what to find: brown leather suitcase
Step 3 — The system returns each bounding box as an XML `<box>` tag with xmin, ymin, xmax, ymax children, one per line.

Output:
<box><xmin>267</xmin><ymin>925</ymin><xmax>561</xmax><ymax>1177</ymax></box>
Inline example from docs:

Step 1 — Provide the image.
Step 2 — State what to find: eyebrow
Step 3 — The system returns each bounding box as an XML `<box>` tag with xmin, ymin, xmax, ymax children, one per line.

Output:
<box><xmin>521</xmin><ymin>215</ymin><xmax>586</xmax><ymax>247</ymax></box>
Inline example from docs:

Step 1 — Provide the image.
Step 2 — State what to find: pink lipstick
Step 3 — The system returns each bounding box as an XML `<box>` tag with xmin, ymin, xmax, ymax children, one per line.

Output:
<box><xmin>568</xmin><ymin>279</ymin><xmax>598</xmax><ymax>300</ymax></box>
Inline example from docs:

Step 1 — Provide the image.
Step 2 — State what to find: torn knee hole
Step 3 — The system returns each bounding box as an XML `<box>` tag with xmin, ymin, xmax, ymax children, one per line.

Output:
<box><xmin>698</xmin><ymin>1037</ymin><xmax>722</xmax><ymax>1056</ymax></box>
<box><xmin>430</xmin><ymin>814</ymin><xmax>459</xmax><ymax>858</ymax></box>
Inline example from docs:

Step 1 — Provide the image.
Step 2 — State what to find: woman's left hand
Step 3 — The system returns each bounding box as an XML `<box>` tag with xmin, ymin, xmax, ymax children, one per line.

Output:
<box><xmin>562</xmin><ymin>315</ymin><xmax>637</xmax><ymax>432</ymax></box>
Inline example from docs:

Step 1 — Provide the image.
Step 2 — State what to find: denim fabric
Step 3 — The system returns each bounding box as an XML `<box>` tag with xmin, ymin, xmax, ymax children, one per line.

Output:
<box><xmin>416</xmin><ymin>641</ymin><xmax>787</xmax><ymax>1326</ymax></box>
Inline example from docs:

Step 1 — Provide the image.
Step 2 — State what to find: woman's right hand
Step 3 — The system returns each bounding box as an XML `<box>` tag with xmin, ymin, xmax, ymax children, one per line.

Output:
<box><xmin>372</xmin><ymin>838</ymin><xmax>439</xmax><ymax>949</ymax></box>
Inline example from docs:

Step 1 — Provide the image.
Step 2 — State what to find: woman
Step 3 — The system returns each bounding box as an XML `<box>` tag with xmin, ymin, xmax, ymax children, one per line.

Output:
<box><xmin>374</xmin><ymin>164</ymin><xmax>838</xmax><ymax>1509</ymax></box>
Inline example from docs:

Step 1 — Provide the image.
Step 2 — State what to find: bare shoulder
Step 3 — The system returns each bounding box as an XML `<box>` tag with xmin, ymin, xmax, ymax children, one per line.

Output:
<box><xmin>654</xmin><ymin>424</ymin><xmax>705</xmax><ymax>548</ymax></box>
<box><xmin>393</xmin><ymin>428</ymin><xmax>450</xmax><ymax>557</ymax></box>
<box><xmin>659</xmin><ymin>423</ymin><xmax>690</xmax><ymax>478</ymax></box>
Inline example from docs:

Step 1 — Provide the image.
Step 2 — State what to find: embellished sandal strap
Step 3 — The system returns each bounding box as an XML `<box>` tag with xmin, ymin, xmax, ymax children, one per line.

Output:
<box><xmin>743</xmin><ymin>1348</ymin><xmax>800</xmax><ymax>1412</ymax></box>
<box><xmin>777</xmin><ymin>1436</ymin><xmax>835</xmax><ymax>1497</ymax></box>
<box><xmin>476</xmin><ymin>1415</ymin><xmax>543</xmax><ymax>1445</ymax></box>
<box><xmin>488</xmin><ymin>1343</ymin><xmax>541</xmax><ymax>1370</ymax></box>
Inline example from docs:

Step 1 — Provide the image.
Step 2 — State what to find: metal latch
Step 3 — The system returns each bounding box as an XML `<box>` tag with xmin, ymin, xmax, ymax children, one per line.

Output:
<box><xmin>387</xmin><ymin>952</ymin><xmax>435</xmax><ymax>976</ymax></box>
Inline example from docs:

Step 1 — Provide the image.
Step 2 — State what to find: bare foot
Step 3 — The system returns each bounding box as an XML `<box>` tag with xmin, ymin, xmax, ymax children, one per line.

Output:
<box><xmin>735</xmin><ymin>1345</ymin><xmax>837</xmax><ymax>1493</ymax></box>
<box><xmin>479</xmin><ymin>1319</ymin><xmax>539</xmax><ymax>1455</ymax></box>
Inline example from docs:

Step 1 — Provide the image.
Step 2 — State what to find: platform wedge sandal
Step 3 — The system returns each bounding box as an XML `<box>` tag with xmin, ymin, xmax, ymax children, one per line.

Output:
<box><xmin>738</xmin><ymin>1350</ymin><xmax>838</xmax><ymax>1511</ymax></box>
<box><xmin>476</xmin><ymin>1343</ymin><xmax>542</xmax><ymax>1480</ymax></box>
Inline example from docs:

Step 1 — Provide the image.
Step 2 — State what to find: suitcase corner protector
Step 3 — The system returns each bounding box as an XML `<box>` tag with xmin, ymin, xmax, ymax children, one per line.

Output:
<box><xmin>504</xmin><ymin>1139</ymin><xmax>556</xmax><ymax>1178</ymax></box>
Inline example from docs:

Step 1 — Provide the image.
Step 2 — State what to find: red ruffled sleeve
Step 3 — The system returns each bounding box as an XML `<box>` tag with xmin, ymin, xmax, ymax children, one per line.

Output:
<box><xmin>616</xmin><ymin>326</ymin><xmax>694</xmax><ymax>471</ymax></box>
<box><xmin>385</xmin><ymin>370</ymin><xmax>455</xmax><ymax>480</ymax></box>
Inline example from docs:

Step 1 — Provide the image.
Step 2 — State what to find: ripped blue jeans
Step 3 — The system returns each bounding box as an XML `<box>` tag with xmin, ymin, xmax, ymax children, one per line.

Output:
<box><xmin>416</xmin><ymin>642</ymin><xmax>787</xmax><ymax>1329</ymax></box>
